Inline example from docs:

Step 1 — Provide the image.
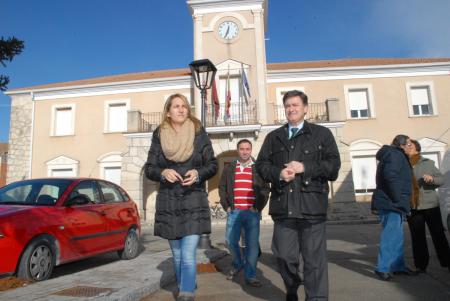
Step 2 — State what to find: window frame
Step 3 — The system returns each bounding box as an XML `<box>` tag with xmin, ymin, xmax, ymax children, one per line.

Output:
<box><xmin>50</xmin><ymin>104</ymin><xmax>76</xmax><ymax>136</ymax></box>
<box><xmin>344</xmin><ymin>84</ymin><xmax>375</xmax><ymax>120</ymax></box>
<box><xmin>405</xmin><ymin>81</ymin><xmax>438</xmax><ymax>117</ymax></box>
<box><xmin>275</xmin><ymin>86</ymin><xmax>306</xmax><ymax>107</ymax></box>
<box><xmin>104</xmin><ymin>99</ymin><xmax>130</xmax><ymax>133</ymax></box>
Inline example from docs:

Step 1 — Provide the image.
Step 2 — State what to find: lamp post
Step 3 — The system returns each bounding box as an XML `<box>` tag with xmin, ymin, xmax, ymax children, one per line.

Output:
<box><xmin>189</xmin><ymin>59</ymin><xmax>217</xmax><ymax>249</ymax></box>
<box><xmin>189</xmin><ymin>59</ymin><xmax>217</xmax><ymax>126</ymax></box>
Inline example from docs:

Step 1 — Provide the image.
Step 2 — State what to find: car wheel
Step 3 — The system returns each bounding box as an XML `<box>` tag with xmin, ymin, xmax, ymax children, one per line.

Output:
<box><xmin>17</xmin><ymin>238</ymin><xmax>55</xmax><ymax>281</ymax></box>
<box><xmin>118</xmin><ymin>229</ymin><xmax>139</xmax><ymax>260</ymax></box>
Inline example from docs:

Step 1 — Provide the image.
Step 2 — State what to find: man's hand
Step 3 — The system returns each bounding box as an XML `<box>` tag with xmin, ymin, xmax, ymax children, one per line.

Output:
<box><xmin>280</xmin><ymin>167</ymin><xmax>296</xmax><ymax>182</ymax></box>
<box><xmin>161</xmin><ymin>169</ymin><xmax>183</xmax><ymax>183</ymax></box>
<box><xmin>284</xmin><ymin>161</ymin><xmax>304</xmax><ymax>174</ymax></box>
<box><xmin>182</xmin><ymin>169</ymin><xmax>199</xmax><ymax>186</ymax></box>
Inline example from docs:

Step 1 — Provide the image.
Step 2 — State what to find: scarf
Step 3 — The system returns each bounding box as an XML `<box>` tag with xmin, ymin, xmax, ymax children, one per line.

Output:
<box><xmin>160</xmin><ymin>119</ymin><xmax>195</xmax><ymax>162</ymax></box>
<box><xmin>409</xmin><ymin>154</ymin><xmax>420</xmax><ymax>209</ymax></box>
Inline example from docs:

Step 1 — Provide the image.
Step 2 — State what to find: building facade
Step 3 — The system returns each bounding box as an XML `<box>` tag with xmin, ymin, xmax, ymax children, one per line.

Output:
<box><xmin>5</xmin><ymin>0</ymin><xmax>450</xmax><ymax>221</ymax></box>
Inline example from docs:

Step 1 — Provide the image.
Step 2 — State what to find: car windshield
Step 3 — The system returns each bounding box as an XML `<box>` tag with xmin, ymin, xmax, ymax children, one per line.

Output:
<box><xmin>0</xmin><ymin>179</ymin><xmax>72</xmax><ymax>206</ymax></box>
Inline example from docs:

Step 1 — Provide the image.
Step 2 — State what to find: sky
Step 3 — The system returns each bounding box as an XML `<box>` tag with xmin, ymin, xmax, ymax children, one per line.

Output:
<box><xmin>1</xmin><ymin>0</ymin><xmax>450</xmax><ymax>142</ymax></box>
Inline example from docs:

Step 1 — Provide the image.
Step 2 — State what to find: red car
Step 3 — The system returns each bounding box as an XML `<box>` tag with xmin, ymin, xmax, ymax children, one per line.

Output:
<box><xmin>0</xmin><ymin>178</ymin><xmax>141</xmax><ymax>281</ymax></box>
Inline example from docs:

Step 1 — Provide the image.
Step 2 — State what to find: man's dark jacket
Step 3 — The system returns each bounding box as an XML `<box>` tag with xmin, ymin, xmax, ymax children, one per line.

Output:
<box><xmin>256</xmin><ymin>121</ymin><xmax>341</xmax><ymax>220</ymax></box>
<box><xmin>371</xmin><ymin>145</ymin><xmax>412</xmax><ymax>214</ymax></box>
<box><xmin>219</xmin><ymin>160</ymin><xmax>270</xmax><ymax>212</ymax></box>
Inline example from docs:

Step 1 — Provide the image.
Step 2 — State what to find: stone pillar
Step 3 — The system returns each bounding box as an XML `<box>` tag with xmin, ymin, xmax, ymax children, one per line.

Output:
<box><xmin>7</xmin><ymin>93</ymin><xmax>33</xmax><ymax>183</ymax></box>
<box><xmin>252</xmin><ymin>9</ymin><xmax>268</xmax><ymax>124</ymax></box>
<box><xmin>326</xmin><ymin>98</ymin><xmax>342</xmax><ymax>122</ymax></box>
<box><xmin>192</xmin><ymin>14</ymin><xmax>203</xmax><ymax>121</ymax></box>
<box><xmin>122</xmin><ymin>133</ymin><xmax>157</xmax><ymax>221</ymax></box>
<box><xmin>326</xmin><ymin>126</ymin><xmax>364</xmax><ymax>221</ymax></box>
<box><xmin>127</xmin><ymin>110</ymin><xmax>141</xmax><ymax>133</ymax></box>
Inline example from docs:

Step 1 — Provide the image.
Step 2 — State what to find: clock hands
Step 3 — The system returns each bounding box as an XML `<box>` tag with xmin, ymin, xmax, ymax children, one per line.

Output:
<box><xmin>225</xmin><ymin>26</ymin><xmax>230</xmax><ymax>39</ymax></box>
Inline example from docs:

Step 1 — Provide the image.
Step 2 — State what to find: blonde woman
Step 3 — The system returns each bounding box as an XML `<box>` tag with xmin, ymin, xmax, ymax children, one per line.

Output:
<box><xmin>145</xmin><ymin>94</ymin><xmax>217</xmax><ymax>301</ymax></box>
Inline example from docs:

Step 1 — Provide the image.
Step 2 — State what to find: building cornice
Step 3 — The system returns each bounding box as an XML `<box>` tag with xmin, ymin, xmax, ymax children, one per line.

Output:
<box><xmin>187</xmin><ymin>0</ymin><xmax>267</xmax><ymax>24</ymax></box>
<box><xmin>267</xmin><ymin>62</ymin><xmax>450</xmax><ymax>83</ymax></box>
<box><xmin>6</xmin><ymin>76</ymin><xmax>191</xmax><ymax>100</ymax></box>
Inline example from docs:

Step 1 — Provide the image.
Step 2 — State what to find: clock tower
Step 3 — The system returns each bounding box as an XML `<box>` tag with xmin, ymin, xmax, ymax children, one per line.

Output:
<box><xmin>187</xmin><ymin>0</ymin><xmax>268</xmax><ymax>123</ymax></box>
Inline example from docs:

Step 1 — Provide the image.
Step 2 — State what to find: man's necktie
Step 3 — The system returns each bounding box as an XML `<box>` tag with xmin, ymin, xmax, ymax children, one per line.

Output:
<box><xmin>290</xmin><ymin>127</ymin><xmax>299</xmax><ymax>139</ymax></box>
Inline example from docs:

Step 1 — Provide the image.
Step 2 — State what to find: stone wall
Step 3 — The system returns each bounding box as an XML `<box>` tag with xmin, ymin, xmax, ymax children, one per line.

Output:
<box><xmin>7</xmin><ymin>94</ymin><xmax>33</xmax><ymax>183</ymax></box>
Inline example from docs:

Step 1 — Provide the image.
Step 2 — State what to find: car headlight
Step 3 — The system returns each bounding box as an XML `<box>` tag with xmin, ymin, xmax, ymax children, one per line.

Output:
<box><xmin>0</xmin><ymin>233</ymin><xmax>4</xmax><ymax>239</ymax></box>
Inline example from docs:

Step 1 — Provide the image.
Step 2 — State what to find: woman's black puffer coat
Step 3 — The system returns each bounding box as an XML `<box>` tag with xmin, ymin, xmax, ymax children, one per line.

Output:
<box><xmin>145</xmin><ymin>126</ymin><xmax>217</xmax><ymax>239</ymax></box>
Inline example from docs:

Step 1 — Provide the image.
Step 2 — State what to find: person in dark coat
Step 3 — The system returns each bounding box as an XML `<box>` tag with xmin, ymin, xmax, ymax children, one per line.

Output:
<box><xmin>372</xmin><ymin>134</ymin><xmax>417</xmax><ymax>281</ymax></box>
<box><xmin>406</xmin><ymin>139</ymin><xmax>450</xmax><ymax>273</ymax></box>
<box><xmin>219</xmin><ymin>139</ymin><xmax>270</xmax><ymax>287</ymax></box>
<box><xmin>145</xmin><ymin>93</ymin><xmax>217</xmax><ymax>301</ymax></box>
<box><xmin>256</xmin><ymin>90</ymin><xmax>341</xmax><ymax>301</ymax></box>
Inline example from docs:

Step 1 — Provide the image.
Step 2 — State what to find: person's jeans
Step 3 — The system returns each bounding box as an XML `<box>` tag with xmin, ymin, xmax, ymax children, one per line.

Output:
<box><xmin>225</xmin><ymin>208</ymin><xmax>261</xmax><ymax>279</ymax></box>
<box><xmin>168</xmin><ymin>234</ymin><xmax>199</xmax><ymax>293</ymax></box>
<box><xmin>376</xmin><ymin>210</ymin><xmax>407</xmax><ymax>273</ymax></box>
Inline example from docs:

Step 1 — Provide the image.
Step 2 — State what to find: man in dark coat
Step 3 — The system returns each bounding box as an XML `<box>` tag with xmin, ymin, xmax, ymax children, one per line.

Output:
<box><xmin>372</xmin><ymin>134</ymin><xmax>418</xmax><ymax>281</ymax></box>
<box><xmin>256</xmin><ymin>90</ymin><xmax>341</xmax><ymax>301</ymax></box>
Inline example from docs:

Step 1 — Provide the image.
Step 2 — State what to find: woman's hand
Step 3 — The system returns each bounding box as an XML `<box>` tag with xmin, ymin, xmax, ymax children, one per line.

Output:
<box><xmin>423</xmin><ymin>174</ymin><xmax>434</xmax><ymax>184</ymax></box>
<box><xmin>182</xmin><ymin>169</ymin><xmax>199</xmax><ymax>186</ymax></box>
<box><xmin>161</xmin><ymin>169</ymin><xmax>183</xmax><ymax>183</ymax></box>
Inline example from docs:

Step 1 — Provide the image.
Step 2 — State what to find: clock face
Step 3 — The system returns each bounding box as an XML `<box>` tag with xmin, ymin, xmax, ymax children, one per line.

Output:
<box><xmin>218</xmin><ymin>21</ymin><xmax>239</xmax><ymax>40</ymax></box>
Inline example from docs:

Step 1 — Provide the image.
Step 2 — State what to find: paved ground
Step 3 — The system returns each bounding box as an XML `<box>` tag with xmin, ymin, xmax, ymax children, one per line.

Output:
<box><xmin>1</xmin><ymin>222</ymin><xmax>450</xmax><ymax>301</ymax></box>
<box><xmin>144</xmin><ymin>223</ymin><xmax>450</xmax><ymax>301</ymax></box>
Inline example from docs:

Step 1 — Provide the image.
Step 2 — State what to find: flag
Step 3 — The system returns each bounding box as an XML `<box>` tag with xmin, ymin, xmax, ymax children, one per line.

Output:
<box><xmin>211</xmin><ymin>79</ymin><xmax>220</xmax><ymax>124</ymax></box>
<box><xmin>241</xmin><ymin>64</ymin><xmax>251</xmax><ymax>104</ymax></box>
<box><xmin>225</xmin><ymin>70</ymin><xmax>231</xmax><ymax>119</ymax></box>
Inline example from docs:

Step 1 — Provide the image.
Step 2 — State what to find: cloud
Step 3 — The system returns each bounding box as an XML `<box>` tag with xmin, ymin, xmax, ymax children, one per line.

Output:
<box><xmin>367</xmin><ymin>0</ymin><xmax>450</xmax><ymax>57</ymax></box>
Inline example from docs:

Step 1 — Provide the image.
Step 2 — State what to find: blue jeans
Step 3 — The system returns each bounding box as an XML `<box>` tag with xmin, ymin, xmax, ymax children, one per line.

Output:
<box><xmin>225</xmin><ymin>208</ymin><xmax>261</xmax><ymax>279</ymax></box>
<box><xmin>376</xmin><ymin>210</ymin><xmax>407</xmax><ymax>273</ymax></box>
<box><xmin>168</xmin><ymin>234</ymin><xmax>199</xmax><ymax>293</ymax></box>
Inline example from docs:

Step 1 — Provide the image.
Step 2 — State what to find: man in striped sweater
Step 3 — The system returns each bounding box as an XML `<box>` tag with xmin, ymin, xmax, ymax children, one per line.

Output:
<box><xmin>219</xmin><ymin>139</ymin><xmax>270</xmax><ymax>287</ymax></box>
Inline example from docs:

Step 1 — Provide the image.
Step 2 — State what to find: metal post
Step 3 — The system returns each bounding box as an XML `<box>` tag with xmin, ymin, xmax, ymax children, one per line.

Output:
<box><xmin>200</xmin><ymin>89</ymin><xmax>207</xmax><ymax>126</ymax></box>
<box><xmin>198</xmin><ymin>87</ymin><xmax>212</xmax><ymax>249</ymax></box>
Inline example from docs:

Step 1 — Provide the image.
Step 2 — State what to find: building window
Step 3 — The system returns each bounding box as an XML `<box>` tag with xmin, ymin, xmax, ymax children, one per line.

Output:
<box><xmin>49</xmin><ymin>168</ymin><xmax>75</xmax><ymax>177</ymax></box>
<box><xmin>105</xmin><ymin>100</ymin><xmax>130</xmax><ymax>133</ymax></box>
<box><xmin>46</xmin><ymin>155</ymin><xmax>79</xmax><ymax>177</ymax></box>
<box><xmin>344</xmin><ymin>85</ymin><xmax>375</xmax><ymax>119</ymax></box>
<box><xmin>51</xmin><ymin>105</ymin><xmax>75</xmax><ymax>136</ymax></box>
<box><xmin>411</xmin><ymin>86</ymin><xmax>432</xmax><ymax>115</ymax></box>
<box><xmin>406</xmin><ymin>82</ymin><xmax>437</xmax><ymax>117</ymax></box>
<box><xmin>351</xmin><ymin>156</ymin><xmax>377</xmax><ymax>194</ymax></box>
<box><xmin>98</xmin><ymin>152</ymin><xmax>122</xmax><ymax>185</ymax></box>
<box><xmin>103</xmin><ymin>166</ymin><xmax>121</xmax><ymax>185</ymax></box>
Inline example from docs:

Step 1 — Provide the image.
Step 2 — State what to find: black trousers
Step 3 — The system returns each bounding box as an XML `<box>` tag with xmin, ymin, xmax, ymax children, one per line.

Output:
<box><xmin>272</xmin><ymin>218</ymin><xmax>328</xmax><ymax>301</ymax></box>
<box><xmin>407</xmin><ymin>206</ymin><xmax>450</xmax><ymax>270</ymax></box>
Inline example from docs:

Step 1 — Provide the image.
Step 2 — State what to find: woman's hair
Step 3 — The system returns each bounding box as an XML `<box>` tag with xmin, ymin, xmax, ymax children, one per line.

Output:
<box><xmin>410</xmin><ymin>139</ymin><xmax>421</xmax><ymax>153</ymax></box>
<box><xmin>161</xmin><ymin>93</ymin><xmax>202</xmax><ymax>132</ymax></box>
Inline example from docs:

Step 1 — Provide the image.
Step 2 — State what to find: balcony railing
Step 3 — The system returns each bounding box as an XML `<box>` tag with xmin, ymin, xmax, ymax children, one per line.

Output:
<box><xmin>273</xmin><ymin>102</ymin><xmax>329</xmax><ymax>124</ymax></box>
<box><xmin>128</xmin><ymin>100</ymin><xmax>336</xmax><ymax>133</ymax></box>
<box><xmin>127</xmin><ymin>102</ymin><xmax>258</xmax><ymax>133</ymax></box>
<box><xmin>204</xmin><ymin>102</ymin><xmax>258</xmax><ymax>127</ymax></box>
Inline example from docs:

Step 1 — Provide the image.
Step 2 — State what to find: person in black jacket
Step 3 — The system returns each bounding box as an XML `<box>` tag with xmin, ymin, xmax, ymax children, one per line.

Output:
<box><xmin>371</xmin><ymin>134</ymin><xmax>417</xmax><ymax>281</ymax></box>
<box><xmin>219</xmin><ymin>139</ymin><xmax>269</xmax><ymax>287</ymax></box>
<box><xmin>145</xmin><ymin>93</ymin><xmax>217</xmax><ymax>301</ymax></box>
<box><xmin>256</xmin><ymin>90</ymin><xmax>340</xmax><ymax>301</ymax></box>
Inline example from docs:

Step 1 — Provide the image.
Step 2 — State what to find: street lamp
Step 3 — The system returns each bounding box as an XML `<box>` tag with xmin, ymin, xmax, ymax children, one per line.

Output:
<box><xmin>189</xmin><ymin>59</ymin><xmax>217</xmax><ymax>126</ymax></box>
<box><xmin>189</xmin><ymin>59</ymin><xmax>217</xmax><ymax>249</ymax></box>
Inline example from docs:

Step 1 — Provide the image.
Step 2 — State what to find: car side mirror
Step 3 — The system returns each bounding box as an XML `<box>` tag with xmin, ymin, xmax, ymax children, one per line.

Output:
<box><xmin>66</xmin><ymin>194</ymin><xmax>91</xmax><ymax>206</ymax></box>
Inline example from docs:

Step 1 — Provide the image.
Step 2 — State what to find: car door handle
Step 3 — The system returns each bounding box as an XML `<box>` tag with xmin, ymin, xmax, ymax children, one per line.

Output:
<box><xmin>100</xmin><ymin>211</ymin><xmax>107</xmax><ymax>216</ymax></box>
